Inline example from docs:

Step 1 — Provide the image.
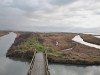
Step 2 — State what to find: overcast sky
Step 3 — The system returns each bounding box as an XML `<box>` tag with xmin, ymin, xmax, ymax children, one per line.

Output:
<box><xmin>0</xmin><ymin>0</ymin><xmax>100</xmax><ymax>33</ymax></box>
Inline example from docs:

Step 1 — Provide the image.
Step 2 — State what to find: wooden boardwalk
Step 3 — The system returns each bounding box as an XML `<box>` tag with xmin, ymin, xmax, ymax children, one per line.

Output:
<box><xmin>27</xmin><ymin>52</ymin><xmax>50</xmax><ymax>75</ymax></box>
<box><xmin>30</xmin><ymin>53</ymin><xmax>46</xmax><ymax>75</ymax></box>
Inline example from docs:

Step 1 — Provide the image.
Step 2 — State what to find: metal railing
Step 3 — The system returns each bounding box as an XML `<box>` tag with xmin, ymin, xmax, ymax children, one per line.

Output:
<box><xmin>27</xmin><ymin>50</ymin><xmax>37</xmax><ymax>75</ymax></box>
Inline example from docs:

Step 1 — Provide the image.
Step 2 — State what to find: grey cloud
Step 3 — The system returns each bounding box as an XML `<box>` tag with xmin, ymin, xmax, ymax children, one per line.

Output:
<box><xmin>0</xmin><ymin>0</ymin><xmax>100</xmax><ymax>33</ymax></box>
<box><xmin>94</xmin><ymin>12</ymin><xmax>100</xmax><ymax>15</ymax></box>
<box><xmin>0</xmin><ymin>25</ymin><xmax>72</xmax><ymax>32</ymax></box>
<box><xmin>0</xmin><ymin>24</ymin><xmax>100</xmax><ymax>34</ymax></box>
<box><xmin>10</xmin><ymin>0</ymin><xmax>53</xmax><ymax>12</ymax></box>
<box><xmin>48</xmin><ymin>0</ymin><xmax>77</xmax><ymax>6</ymax></box>
<box><xmin>93</xmin><ymin>10</ymin><xmax>100</xmax><ymax>15</ymax></box>
<box><xmin>68</xmin><ymin>27</ymin><xmax>100</xmax><ymax>34</ymax></box>
<box><xmin>12</xmin><ymin>0</ymin><xmax>38</xmax><ymax>11</ymax></box>
<box><xmin>0</xmin><ymin>0</ymin><xmax>52</xmax><ymax>12</ymax></box>
<box><xmin>0</xmin><ymin>6</ymin><xmax>25</xmax><ymax>19</ymax></box>
<box><xmin>6</xmin><ymin>0</ymin><xmax>77</xmax><ymax>12</ymax></box>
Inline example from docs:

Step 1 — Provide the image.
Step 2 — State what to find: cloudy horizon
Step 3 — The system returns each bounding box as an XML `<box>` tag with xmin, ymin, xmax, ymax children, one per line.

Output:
<box><xmin>0</xmin><ymin>0</ymin><xmax>100</xmax><ymax>33</ymax></box>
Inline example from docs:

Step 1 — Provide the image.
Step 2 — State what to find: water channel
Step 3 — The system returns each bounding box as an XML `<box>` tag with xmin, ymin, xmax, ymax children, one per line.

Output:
<box><xmin>0</xmin><ymin>32</ymin><xmax>29</xmax><ymax>75</ymax></box>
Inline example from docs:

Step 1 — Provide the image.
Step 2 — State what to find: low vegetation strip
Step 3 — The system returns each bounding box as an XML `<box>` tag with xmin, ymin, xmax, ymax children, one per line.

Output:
<box><xmin>0</xmin><ymin>32</ymin><xmax>8</xmax><ymax>37</ymax></box>
<box><xmin>6</xmin><ymin>33</ymin><xmax>51</xmax><ymax>59</ymax></box>
<box><xmin>80</xmin><ymin>34</ymin><xmax>100</xmax><ymax>45</ymax></box>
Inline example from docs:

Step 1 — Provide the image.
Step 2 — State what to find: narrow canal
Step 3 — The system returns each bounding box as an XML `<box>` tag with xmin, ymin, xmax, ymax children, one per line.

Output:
<box><xmin>0</xmin><ymin>32</ymin><xmax>29</xmax><ymax>75</ymax></box>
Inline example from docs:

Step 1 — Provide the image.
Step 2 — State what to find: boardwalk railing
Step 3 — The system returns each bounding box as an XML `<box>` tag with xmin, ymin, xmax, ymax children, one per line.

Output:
<box><xmin>27</xmin><ymin>50</ymin><xmax>50</xmax><ymax>75</ymax></box>
<box><xmin>44</xmin><ymin>50</ymin><xmax>50</xmax><ymax>75</ymax></box>
<box><xmin>27</xmin><ymin>50</ymin><xmax>37</xmax><ymax>75</ymax></box>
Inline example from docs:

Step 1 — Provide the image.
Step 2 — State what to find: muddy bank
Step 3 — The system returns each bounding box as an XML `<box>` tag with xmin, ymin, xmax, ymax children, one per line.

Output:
<box><xmin>6</xmin><ymin>33</ymin><xmax>35</xmax><ymax>59</ymax></box>
<box><xmin>6</xmin><ymin>32</ymin><xmax>100</xmax><ymax>65</ymax></box>
<box><xmin>0</xmin><ymin>31</ymin><xmax>9</xmax><ymax>36</ymax></box>
<box><xmin>48</xmin><ymin>54</ymin><xmax>100</xmax><ymax>65</ymax></box>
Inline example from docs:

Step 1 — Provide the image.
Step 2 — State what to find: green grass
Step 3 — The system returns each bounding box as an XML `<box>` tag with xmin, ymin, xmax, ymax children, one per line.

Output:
<box><xmin>12</xmin><ymin>33</ymin><xmax>79</xmax><ymax>59</ymax></box>
<box><xmin>30</xmin><ymin>41</ymin><xmax>48</xmax><ymax>52</ymax></box>
<box><xmin>16</xmin><ymin>34</ymin><xmax>50</xmax><ymax>52</ymax></box>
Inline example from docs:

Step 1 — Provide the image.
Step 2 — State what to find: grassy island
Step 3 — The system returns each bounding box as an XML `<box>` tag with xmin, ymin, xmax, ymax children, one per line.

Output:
<box><xmin>6</xmin><ymin>32</ymin><xmax>100</xmax><ymax>65</ymax></box>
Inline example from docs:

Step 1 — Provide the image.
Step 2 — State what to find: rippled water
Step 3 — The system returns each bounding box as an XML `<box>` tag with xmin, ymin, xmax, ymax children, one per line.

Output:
<box><xmin>49</xmin><ymin>64</ymin><xmax>100</xmax><ymax>75</ymax></box>
<box><xmin>0</xmin><ymin>32</ymin><xmax>29</xmax><ymax>75</ymax></box>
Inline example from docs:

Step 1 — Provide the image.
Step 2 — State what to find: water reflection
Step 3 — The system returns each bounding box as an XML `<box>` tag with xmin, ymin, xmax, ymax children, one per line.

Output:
<box><xmin>0</xmin><ymin>32</ymin><xmax>29</xmax><ymax>75</ymax></box>
<box><xmin>49</xmin><ymin>64</ymin><xmax>100</xmax><ymax>75</ymax></box>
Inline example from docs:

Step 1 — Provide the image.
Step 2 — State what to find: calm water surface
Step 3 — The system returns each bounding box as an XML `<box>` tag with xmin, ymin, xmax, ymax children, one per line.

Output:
<box><xmin>49</xmin><ymin>64</ymin><xmax>100</xmax><ymax>75</ymax></box>
<box><xmin>0</xmin><ymin>32</ymin><xmax>29</xmax><ymax>75</ymax></box>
